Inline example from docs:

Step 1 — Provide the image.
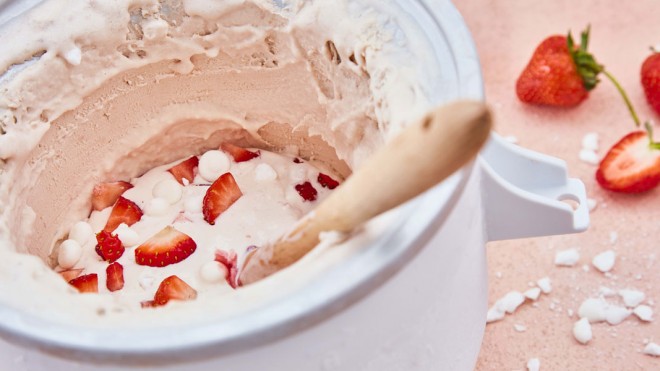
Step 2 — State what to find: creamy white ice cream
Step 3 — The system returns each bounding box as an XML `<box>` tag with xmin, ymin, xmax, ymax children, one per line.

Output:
<box><xmin>0</xmin><ymin>0</ymin><xmax>436</xmax><ymax>326</ymax></box>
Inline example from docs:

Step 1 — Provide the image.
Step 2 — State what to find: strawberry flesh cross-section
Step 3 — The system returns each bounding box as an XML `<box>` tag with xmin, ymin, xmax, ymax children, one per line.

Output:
<box><xmin>142</xmin><ymin>275</ymin><xmax>198</xmax><ymax>307</ymax></box>
<box><xmin>106</xmin><ymin>262</ymin><xmax>125</xmax><ymax>292</ymax></box>
<box><xmin>104</xmin><ymin>196</ymin><xmax>143</xmax><ymax>233</ymax></box>
<box><xmin>596</xmin><ymin>130</ymin><xmax>660</xmax><ymax>193</ymax></box>
<box><xmin>203</xmin><ymin>172</ymin><xmax>243</xmax><ymax>225</ymax></box>
<box><xmin>135</xmin><ymin>226</ymin><xmax>197</xmax><ymax>267</ymax></box>
<box><xmin>69</xmin><ymin>273</ymin><xmax>98</xmax><ymax>293</ymax></box>
<box><xmin>167</xmin><ymin>156</ymin><xmax>199</xmax><ymax>185</ymax></box>
<box><xmin>91</xmin><ymin>181</ymin><xmax>133</xmax><ymax>211</ymax></box>
<box><xmin>220</xmin><ymin>143</ymin><xmax>260</xmax><ymax>163</ymax></box>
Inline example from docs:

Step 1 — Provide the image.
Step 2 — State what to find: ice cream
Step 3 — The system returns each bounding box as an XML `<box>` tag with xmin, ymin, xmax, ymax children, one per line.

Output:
<box><xmin>0</xmin><ymin>0</ymin><xmax>437</xmax><ymax>327</ymax></box>
<box><xmin>60</xmin><ymin>146</ymin><xmax>340</xmax><ymax>307</ymax></box>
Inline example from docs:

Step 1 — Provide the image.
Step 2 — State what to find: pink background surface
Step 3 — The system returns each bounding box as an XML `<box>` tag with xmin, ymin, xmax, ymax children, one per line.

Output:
<box><xmin>452</xmin><ymin>1</ymin><xmax>660</xmax><ymax>369</ymax></box>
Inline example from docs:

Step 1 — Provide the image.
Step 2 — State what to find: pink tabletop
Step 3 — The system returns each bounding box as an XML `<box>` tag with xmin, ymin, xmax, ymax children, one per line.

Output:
<box><xmin>452</xmin><ymin>1</ymin><xmax>660</xmax><ymax>369</ymax></box>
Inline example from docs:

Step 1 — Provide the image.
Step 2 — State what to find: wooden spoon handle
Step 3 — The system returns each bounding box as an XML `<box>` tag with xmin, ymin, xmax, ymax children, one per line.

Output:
<box><xmin>239</xmin><ymin>100</ymin><xmax>492</xmax><ymax>285</ymax></box>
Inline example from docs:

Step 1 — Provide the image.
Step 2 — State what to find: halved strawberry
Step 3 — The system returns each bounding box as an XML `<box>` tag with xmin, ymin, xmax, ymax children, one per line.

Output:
<box><xmin>69</xmin><ymin>273</ymin><xmax>98</xmax><ymax>293</ymax></box>
<box><xmin>152</xmin><ymin>275</ymin><xmax>197</xmax><ymax>306</ymax></box>
<box><xmin>295</xmin><ymin>181</ymin><xmax>318</xmax><ymax>201</ymax></box>
<box><xmin>215</xmin><ymin>249</ymin><xmax>238</xmax><ymax>289</ymax></box>
<box><xmin>203</xmin><ymin>173</ymin><xmax>243</xmax><ymax>225</ymax></box>
<box><xmin>104</xmin><ymin>196</ymin><xmax>143</xmax><ymax>233</ymax></box>
<box><xmin>91</xmin><ymin>181</ymin><xmax>133</xmax><ymax>211</ymax></box>
<box><xmin>596</xmin><ymin>129</ymin><xmax>660</xmax><ymax>193</ymax></box>
<box><xmin>167</xmin><ymin>156</ymin><xmax>199</xmax><ymax>185</ymax></box>
<box><xmin>317</xmin><ymin>173</ymin><xmax>339</xmax><ymax>189</ymax></box>
<box><xmin>134</xmin><ymin>226</ymin><xmax>197</xmax><ymax>267</ymax></box>
<box><xmin>106</xmin><ymin>262</ymin><xmax>124</xmax><ymax>292</ymax></box>
<box><xmin>220</xmin><ymin>143</ymin><xmax>260</xmax><ymax>163</ymax></box>
<box><xmin>59</xmin><ymin>268</ymin><xmax>83</xmax><ymax>282</ymax></box>
<box><xmin>95</xmin><ymin>231</ymin><xmax>125</xmax><ymax>262</ymax></box>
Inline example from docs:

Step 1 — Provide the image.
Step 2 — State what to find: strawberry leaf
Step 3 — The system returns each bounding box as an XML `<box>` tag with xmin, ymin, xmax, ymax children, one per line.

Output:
<box><xmin>567</xmin><ymin>25</ymin><xmax>603</xmax><ymax>91</ymax></box>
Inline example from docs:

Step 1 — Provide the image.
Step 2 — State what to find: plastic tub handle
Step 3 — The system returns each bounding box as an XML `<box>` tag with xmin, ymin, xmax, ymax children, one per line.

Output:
<box><xmin>479</xmin><ymin>134</ymin><xmax>589</xmax><ymax>242</ymax></box>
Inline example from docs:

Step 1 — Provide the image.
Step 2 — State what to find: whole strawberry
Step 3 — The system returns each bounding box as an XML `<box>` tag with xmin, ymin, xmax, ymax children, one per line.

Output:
<box><xmin>641</xmin><ymin>49</ymin><xmax>660</xmax><ymax>116</ymax></box>
<box><xmin>517</xmin><ymin>27</ymin><xmax>603</xmax><ymax>106</ymax></box>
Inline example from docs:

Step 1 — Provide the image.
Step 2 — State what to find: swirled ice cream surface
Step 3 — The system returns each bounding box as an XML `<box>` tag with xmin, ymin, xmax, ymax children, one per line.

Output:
<box><xmin>0</xmin><ymin>0</ymin><xmax>437</xmax><ymax>326</ymax></box>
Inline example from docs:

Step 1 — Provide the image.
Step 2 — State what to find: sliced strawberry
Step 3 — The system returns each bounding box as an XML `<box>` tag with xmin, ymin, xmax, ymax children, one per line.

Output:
<box><xmin>95</xmin><ymin>230</ymin><xmax>125</xmax><ymax>262</ymax></box>
<box><xmin>317</xmin><ymin>173</ymin><xmax>339</xmax><ymax>189</ymax></box>
<box><xmin>104</xmin><ymin>196</ymin><xmax>143</xmax><ymax>233</ymax></box>
<box><xmin>69</xmin><ymin>273</ymin><xmax>98</xmax><ymax>293</ymax></box>
<box><xmin>135</xmin><ymin>226</ymin><xmax>197</xmax><ymax>267</ymax></box>
<box><xmin>203</xmin><ymin>172</ymin><xmax>243</xmax><ymax>225</ymax></box>
<box><xmin>91</xmin><ymin>181</ymin><xmax>133</xmax><ymax>211</ymax></box>
<box><xmin>152</xmin><ymin>275</ymin><xmax>197</xmax><ymax>306</ymax></box>
<box><xmin>106</xmin><ymin>262</ymin><xmax>124</xmax><ymax>292</ymax></box>
<box><xmin>220</xmin><ymin>143</ymin><xmax>260</xmax><ymax>163</ymax></box>
<box><xmin>59</xmin><ymin>268</ymin><xmax>83</xmax><ymax>282</ymax></box>
<box><xmin>295</xmin><ymin>181</ymin><xmax>318</xmax><ymax>201</ymax></box>
<box><xmin>215</xmin><ymin>249</ymin><xmax>238</xmax><ymax>289</ymax></box>
<box><xmin>167</xmin><ymin>156</ymin><xmax>199</xmax><ymax>185</ymax></box>
<box><xmin>596</xmin><ymin>130</ymin><xmax>660</xmax><ymax>193</ymax></box>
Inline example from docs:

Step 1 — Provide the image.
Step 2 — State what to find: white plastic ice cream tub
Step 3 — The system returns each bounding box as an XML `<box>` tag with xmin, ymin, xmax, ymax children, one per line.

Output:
<box><xmin>0</xmin><ymin>0</ymin><xmax>588</xmax><ymax>370</ymax></box>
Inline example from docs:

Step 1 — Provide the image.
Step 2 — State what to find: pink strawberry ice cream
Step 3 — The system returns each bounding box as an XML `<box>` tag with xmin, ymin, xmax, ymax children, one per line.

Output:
<box><xmin>0</xmin><ymin>0</ymin><xmax>438</xmax><ymax>327</ymax></box>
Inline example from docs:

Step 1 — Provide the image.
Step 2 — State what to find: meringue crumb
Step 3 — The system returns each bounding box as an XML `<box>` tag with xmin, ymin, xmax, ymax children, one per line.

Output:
<box><xmin>586</xmin><ymin>198</ymin><xmax>598</xmax><ymax>212</ymax></box>
<box><xmin>537</xmin><ymin>277</ymin><xmax>552</xmax><ymax>294</ymax></box>
<box><xmin>644</xmin><ymin>342</ymin><xmax>660</xmax><ymax>357</ymax></box>
<box><xmin>578</xmin><ymin>149</ymin><xmax>599</xmax><ymax>165</ymax></box>
<box><xmin>554</xmin><ymin>248</ymin><xmax>580</xmax><ymax>267</ymax></box>
<box><xmin>573</xmin><ymin>318</ymin><xmax>593</xmax><ymax>344</ymax></box>
<box><xmin>632</xmin><ymin>305</ymin><xmax>653</xmax><ymax>322</ymax></box>
<box><xmin>578</xmin><ymin>298</ymin><xmax>607</xmax><ymax>323</ymax></box>
<box><xmin>526</xmin><ymin>358</ymin><xmax>540</xmax><ymax>371</ymax></box>
<box><xmin>592</xmin><ymin>250</ymin><xmax>616</xmax><ymax>273</ymax></box>
<box><xmin>581</xmin><ymin>132</ymin><xmax>599</xmax><ymax>151</ymax></box>
<box><xmin>524</xmin><ymin>287</ymin><xmax>541</xmax><ymax>301</ymax></box>
<box><xmin>514</xmin><ymin>324</ymin><xmax>527</xmax><ymax>332</ymax></box>
<box><xmin>609</xmin><ymin>231</ymin><xmax>618</xmax><ymax>244</ymax></box>
<box><xmin>599</xmin><ymin>286</ymin><xmax>616</xmax><ymax>297</ymax></box>
<box><xmin>619</xmin><ymin>289</ymin><xmax>645</xmax><ymax>308</ymax></box>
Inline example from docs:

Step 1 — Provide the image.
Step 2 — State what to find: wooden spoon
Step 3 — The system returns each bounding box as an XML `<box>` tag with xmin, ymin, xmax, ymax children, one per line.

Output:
<box><xmin>239</xmin><ymin>100</ymin><xmax>492</xmax><ymax>285</ymax></box>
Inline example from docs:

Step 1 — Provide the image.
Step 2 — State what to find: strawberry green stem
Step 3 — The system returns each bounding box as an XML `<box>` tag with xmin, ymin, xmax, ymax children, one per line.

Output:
<box><xmin>602</xmin><ymin>70</ymin><xmax>642</xmax><ymax>127</ymax></box>
<box><xmin>644</xmin><ymin>122</ymin><xmax>660</xmax><ymax>150</ymax></box>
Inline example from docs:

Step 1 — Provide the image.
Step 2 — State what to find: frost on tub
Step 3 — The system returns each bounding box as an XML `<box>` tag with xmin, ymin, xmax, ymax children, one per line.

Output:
<box><xmin>0</xmin><ymin>0</ymin><xmax>437</xmax><ymax>326</ymax></box>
